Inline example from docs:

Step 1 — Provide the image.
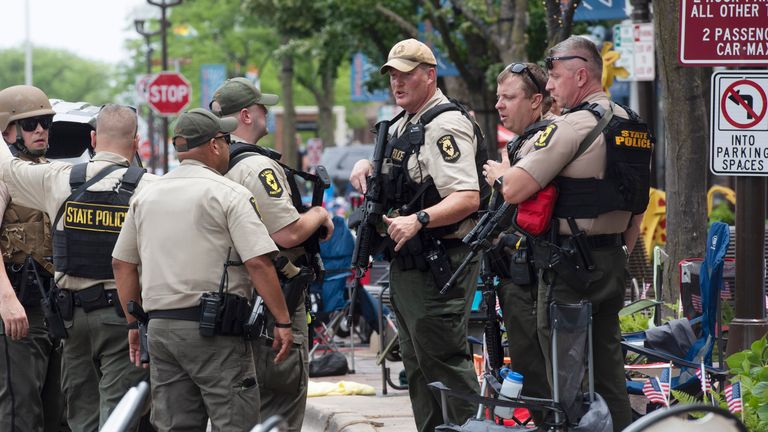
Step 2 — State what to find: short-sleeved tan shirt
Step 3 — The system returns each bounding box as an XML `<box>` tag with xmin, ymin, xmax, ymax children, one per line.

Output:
<box><xmin>0</xmin><ymin>144</ymin><xmax>158</xmax><ymax>291</ymax></box>
<box><xmin>393</xmin><ymin>89</ymin><xmax>479</xmax><ymax>197</ymax></box>
<box><xmin>112</xmin><ymin>159</ymin><xmax>277</xmax><ymax>312</ymax></box>
<box><xmin>391</xmin><ymin>89</ymin><xmax>479</xmax><ymax>237</ymax></box>
<box><xmin>224</xmin><ymin>137</ymin><xmax>299</xmax><ymax>235</ymax></box>
<box><xmin>515</xmin><ymin>92</ymin><xmax>632</xmax><ymax>235</ymax></box>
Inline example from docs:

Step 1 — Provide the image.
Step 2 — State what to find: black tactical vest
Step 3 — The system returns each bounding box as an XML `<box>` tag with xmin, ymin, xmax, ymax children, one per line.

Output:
<box><xmin>383</xmin><ymin>100</ymin><xmax>490</xmax><ymax>235</ymax></box>
<box><xmin>506</xmin><ymin>119</ymin><xmax>554</xmax><ymax>165</ymax></box>
<box><xmin>553</xmin><ymin>102</ymin><xmax>654</xmax><ymax>218</ymax></box>
<box><xmin>52</xmin><ymin>163</ymin><xmax>145</xmax><ymax>279</ymax></box>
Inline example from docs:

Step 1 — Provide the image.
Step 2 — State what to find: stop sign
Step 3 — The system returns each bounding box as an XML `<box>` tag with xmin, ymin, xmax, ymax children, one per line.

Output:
<box><xmin>147</xmin><ymin>72</ymin><xmax>191</xmax><ymax>116</ymax></box>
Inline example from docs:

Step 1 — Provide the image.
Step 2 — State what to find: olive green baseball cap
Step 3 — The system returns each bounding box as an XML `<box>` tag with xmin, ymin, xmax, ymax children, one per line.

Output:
<box><xmin>172</xmin><ymin>108</ymin><xmax>237</xmax><ymax>152</ymax></box>
<box><xmin>210</xmin><ymin>77</ymin><xmax>279</xmax><ymax>116</ymax></box>
<box><xmin>380</xmin><ymin>38</ymin><xmax>437</xmax><ymax>74</ymax></box>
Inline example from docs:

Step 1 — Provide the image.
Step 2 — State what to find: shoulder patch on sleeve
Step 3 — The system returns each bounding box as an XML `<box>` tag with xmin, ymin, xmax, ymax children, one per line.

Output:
<box><xmin>258</xmin><ymin>168</ymin><xmax>284</xmax><ymax>198</ymax></box>
<box><xmin>533</xmin><ymin>124</ymin><xmax>558</xmax><ymax>150</ymax></box>
<box><xmin>249</xmin><ymin>196</ymin><xmax>262</xmax><ymax>219</ymax></box>
<box><xmin>437</xmin><ymin>134</ymin><xmax>461</xmax><ymax>163</ymax></box>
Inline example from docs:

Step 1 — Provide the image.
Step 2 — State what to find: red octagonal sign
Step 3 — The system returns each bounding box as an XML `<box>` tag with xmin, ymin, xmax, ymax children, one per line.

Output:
<box><xmin>147</xmin><ymin>72</ymin><xmax>191</xmax><ymax>116</ymax></box>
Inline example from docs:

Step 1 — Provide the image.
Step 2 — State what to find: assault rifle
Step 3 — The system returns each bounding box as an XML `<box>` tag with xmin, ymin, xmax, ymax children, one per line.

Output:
<box><xmin>351</xmin><ymin>120</ymin><xmax>391</xmax><ymax>279</ymax></box>
<box><xmin>440</xmin><ymin>192</ymin><xmax>515</xmax><ymax>294</ymax></box>
<box><xmin>292</xmin><ymin>165</ymin><xmax>331</xmax><ymax>283</ymax></box>
<box><xmin>25</xmin><ymin>256</ymin><xmax>68</xmax><ymax>339</ymax></box>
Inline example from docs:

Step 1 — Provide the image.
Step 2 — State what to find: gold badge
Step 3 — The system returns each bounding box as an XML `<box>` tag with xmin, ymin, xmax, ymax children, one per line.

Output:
<box><xmin>258</xmin><ymin>168</ymin><xmax>283</xmax><ymax>198</ymax></box>
<box><xmin>437</xmin><ymin>135</ymin><xmax>460</xmax><ymax>163</ymax></box>
<box><xmin>534</xmin><ymin>124</ymin><xmax>558</xmax><ymax>149</ymax></box>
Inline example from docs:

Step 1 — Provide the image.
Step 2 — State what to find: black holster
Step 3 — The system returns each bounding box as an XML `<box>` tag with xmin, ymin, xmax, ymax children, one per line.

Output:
<box><xmin>531</xmin><ymin>238</ymin><xmax>602</xmax><ymax>294</ymax></box>
<box><xmin>55</xmin><ymin>289</ymin><xmax>74</xmax><ymax>321</ymax></box>
<box><xmin>199</xmin><ymin>292</ymin><xmax>251</xmax><ymax>337</ymax></box>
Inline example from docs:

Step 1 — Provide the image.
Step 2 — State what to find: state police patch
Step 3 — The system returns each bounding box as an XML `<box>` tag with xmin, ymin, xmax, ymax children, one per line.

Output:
<box><xmin>258</xmin><ymin>168</ymin><xmax>284</xmax><ymax>198</ymax></box>
<box><xmin>534</xmin><ymin>124</ymin><xmax>557</xmax><ymax>150</ymax></box>
<box><xmin>437</xmin><ymin>135</ymin><xmax>460</xmax><ymax>162</ymax></box>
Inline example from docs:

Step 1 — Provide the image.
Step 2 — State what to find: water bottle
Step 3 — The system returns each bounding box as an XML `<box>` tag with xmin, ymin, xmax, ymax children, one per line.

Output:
<box><xmin>494</xmin><ymin>369</ymin><xmax>524</xmax><ymax>419</ymax></box>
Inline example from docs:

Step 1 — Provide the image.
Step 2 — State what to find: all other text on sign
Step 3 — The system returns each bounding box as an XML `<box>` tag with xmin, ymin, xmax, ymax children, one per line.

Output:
<box><xmin>679</xmin><ymin>0</ymin><xmax>768</xmax><ymax>66</ymax></box>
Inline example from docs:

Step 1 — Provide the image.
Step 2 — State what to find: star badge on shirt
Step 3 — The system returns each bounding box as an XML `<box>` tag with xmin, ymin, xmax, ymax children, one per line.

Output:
<box><xmin>258</xmin><ymin>168</ymin><xmax>284</xmax><ymax>198</ymax></box>
<box><xmin>437</xmin><ymin>135</ymin><xmax>460</xmax><ymax>163</ymax></box>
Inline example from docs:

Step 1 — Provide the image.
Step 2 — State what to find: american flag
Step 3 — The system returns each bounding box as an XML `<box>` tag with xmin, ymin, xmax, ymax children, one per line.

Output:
<box><xmin>658</xmin><ymin>367</ymin><xmax>671</xmax><ymax>397</ymax></box>
<box><xmin>696</xmin><ymin>364</ymin><xmax>711</xmax><ymax>394</ymax></box>
<box><xmin>643</xmin><ymin>378</ymin><xmax>666</xmax><ymax>405</ymax></box>
<box><xmin>691</xmin><ymin>294</ymin><xmax>702</xmax><ymax>313</ymax></box>
<box><xmin>725</xmin><ymin>382</ymin><xmax>743</xmax><ymax>414</ymax></box>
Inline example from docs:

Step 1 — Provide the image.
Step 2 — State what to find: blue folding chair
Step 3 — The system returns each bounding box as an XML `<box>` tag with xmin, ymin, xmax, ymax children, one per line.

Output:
<box><xmin>623</xmin><ymin>222</ymin><xmax>730</xmax><ymax>406</ymax></box>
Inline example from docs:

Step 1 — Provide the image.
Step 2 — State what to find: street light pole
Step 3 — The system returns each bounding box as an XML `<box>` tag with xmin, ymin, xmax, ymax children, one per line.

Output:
<box><xmin>134</xmin><ymin>19</ymin><xmax>161</xmax><ymax>172</ymax></box>
<box><xmin>147</xmin><ymin>0</ymin><xmax>182</xmax><ymax>173</ymax></box>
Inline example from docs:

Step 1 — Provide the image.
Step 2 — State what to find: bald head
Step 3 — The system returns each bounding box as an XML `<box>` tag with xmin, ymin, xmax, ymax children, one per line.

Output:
<box><xmin>92</xmin><ymin>104</ymin><xmax>138</xmax><ymax>160</ymax></box>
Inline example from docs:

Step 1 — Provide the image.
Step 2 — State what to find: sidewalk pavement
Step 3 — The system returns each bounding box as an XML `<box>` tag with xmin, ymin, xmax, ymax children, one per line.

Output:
<box><xmin>302</xmin><ymin>341</ymin><xmax>417</xmax><ymax>432</ymax></box>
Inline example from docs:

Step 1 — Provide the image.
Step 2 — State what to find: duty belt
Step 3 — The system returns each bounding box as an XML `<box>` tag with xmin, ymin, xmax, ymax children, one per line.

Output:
<box><xmin>69</xmin><ymin>284</ymin><xmax>119</xmax><ymax>312</ymax></box>
<box><xmin>557</xmin><ymin>233</ymin><xmax>624</xmax><ymax>249</ymax></box>
<box><xmin>148</xmin><ymin>306</ymin><xmax>201</xmax><ymax>322</ymax></box>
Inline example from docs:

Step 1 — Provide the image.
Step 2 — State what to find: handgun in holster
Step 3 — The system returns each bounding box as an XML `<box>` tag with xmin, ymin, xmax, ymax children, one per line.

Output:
<box><xmin>23</xmin><ymin>256</ymin><xmax>67</xmax><ymax>339</ymax></box>
<box><xmin>274</xmin><ymin>256</ymin><xmax>315</xmax><ymax>313</ymax></box>
<box><xmin>566</xmin><ymin>217</ymin><xmax>595</xmax><ymax>272</ymax></box>
<box><xmin>127</xmin><ymin>300</ymin><xmax>150</xmax><ymax>364</ymax></box>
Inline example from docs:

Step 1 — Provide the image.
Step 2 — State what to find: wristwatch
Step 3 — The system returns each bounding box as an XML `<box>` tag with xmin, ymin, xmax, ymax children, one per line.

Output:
<box><xmin>416</xmin><ymin>210</ymin><xmax>430</xmax><ymax>227</ymax></box>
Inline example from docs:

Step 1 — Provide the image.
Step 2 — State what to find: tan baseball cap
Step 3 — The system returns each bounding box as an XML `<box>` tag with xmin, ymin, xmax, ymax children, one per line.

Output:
<box><xmin>379</xmin><ymin>39</ymin><xmax>437</xmax><ymax>74</ymax></box>
<box><xmin>210</xmin><ymin>77</ymin><xmax>279</xmax><ymax>116</ymax></box>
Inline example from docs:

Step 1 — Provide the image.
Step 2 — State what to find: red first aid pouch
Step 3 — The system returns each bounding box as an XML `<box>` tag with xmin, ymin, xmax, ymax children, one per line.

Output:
<box><xmin>515</xmin><ymin>183</ymin><xmax>559</xmax><ymax>236</ymax></box>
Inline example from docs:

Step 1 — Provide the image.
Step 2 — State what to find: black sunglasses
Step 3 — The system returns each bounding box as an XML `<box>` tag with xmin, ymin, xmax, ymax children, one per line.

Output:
<box><xmin>545</xmin><ymin>55</ymin><xmax>588</xmax><ymax>70</ymax></box>
<box><xmin>214</xmin><ymin>134</ymin><xmax>231</xmax><ymax>145</ymax></box>
<box><xmin>18</xmin><ymin>115</ymin><xmax>54</xmax><ymax>132</ymax></box>
<box><xmin>507</xmin><ymin>63</ymin><xmax>543</xmax><ymax>94</ymax></box>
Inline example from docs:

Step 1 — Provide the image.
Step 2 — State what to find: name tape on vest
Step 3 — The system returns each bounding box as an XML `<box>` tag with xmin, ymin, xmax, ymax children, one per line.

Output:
<box><xmin>64</xmin><ymin>202</ymin><xmax>128</xmax><ymax>233</ymax></box>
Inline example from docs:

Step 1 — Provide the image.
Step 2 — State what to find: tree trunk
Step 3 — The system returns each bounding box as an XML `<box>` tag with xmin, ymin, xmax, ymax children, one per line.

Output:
<box><xmin>279</xmin><ymin>41</ymin><xmax>298</xmax><ymax>169</ymax></box>
<box><xmin>655</xmin><ymin>1</ymin><xmax>708</xmax><ymax>309</ymax></box>
<box><xmin>316</xmin><ymin>66</ymin><xmax>336</xmax><ymax>148</ymax></box>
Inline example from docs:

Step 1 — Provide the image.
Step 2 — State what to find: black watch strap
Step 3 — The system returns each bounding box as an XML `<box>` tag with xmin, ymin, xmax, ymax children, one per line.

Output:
<box><xmin>274</xmin><ymin>322</ymin><xmax>292</xmax><ymax>329</ymax></box>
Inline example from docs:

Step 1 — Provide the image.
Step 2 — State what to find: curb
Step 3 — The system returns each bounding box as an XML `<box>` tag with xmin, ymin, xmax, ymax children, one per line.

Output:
<box><xmin>303</xmin><ymin>403</ymin><xmax>379</xmax><ymax>432</ymax></box>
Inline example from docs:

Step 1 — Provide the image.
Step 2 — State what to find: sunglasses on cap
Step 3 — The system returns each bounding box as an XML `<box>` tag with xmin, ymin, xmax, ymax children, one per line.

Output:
<box><xmin>18</xmin><ymin>115</ymin><xmax>54</xmax><ymax>132</ymax></box>
<box><xmin>545</xmin><ymin>55</ymin><xmax>588</xmax><ymax>70</ymax></box>
<box><xmin>506</xmin><ymin>63</ymin><xmax>543</xmax><ymax>94</ymax></box>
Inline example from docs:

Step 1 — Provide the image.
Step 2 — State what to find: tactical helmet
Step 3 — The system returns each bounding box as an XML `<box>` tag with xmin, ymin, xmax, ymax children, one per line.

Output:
<box><xmin>1</xmin><ymin>85</ymin><xmax>55</xmax><ymax>122</ymax></box>
<box><xmin>0</xmin><ymin>112</ymin><xmax>9</xmax><ymax>131</ymax></box>
<box><xmin>0</xmin><ymin>85</ymin><xmax>55</xmax><ymax>157</ymax></box>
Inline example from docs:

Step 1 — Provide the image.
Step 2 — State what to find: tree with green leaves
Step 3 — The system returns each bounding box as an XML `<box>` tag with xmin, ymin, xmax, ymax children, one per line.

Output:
<box><xmin>0</xmin><ymin>48</ymin><xmax>120</xmax><ymax>104</ymax></box>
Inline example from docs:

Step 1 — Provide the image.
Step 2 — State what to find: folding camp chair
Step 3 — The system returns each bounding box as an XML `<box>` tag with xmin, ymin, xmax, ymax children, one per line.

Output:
<box><xmin>100</xmin><ymin>381</ymin><xmax>150</xmax><ymax>432</ymax></box>
<box><xmin>621</xmin><ymin>404</ymin><xmax>747</xmax><ymax>432</ymax></box>
<box><xmin>430</xmin><ymin>302</ymin><xmax>612</xmax><ymax>432</ymax></box>
<box><xmin>623</xmin><ymin>223</ymin><xmax>731</xmax><ymax>409</ymax></box>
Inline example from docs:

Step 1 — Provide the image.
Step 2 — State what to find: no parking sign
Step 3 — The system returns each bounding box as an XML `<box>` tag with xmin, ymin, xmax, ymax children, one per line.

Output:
<box><xmin>710</xmin><ymin>70</ymin><xmax>768</xmax><ymax>175</ymax></box>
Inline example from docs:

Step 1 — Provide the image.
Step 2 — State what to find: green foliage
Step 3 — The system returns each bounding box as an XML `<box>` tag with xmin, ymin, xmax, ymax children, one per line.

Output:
<box><xmin>709</xmin><ymin>201</ymin><xmax>735</xmax><ymax>226</ymax></box>
<box><xmin>0</xmin><ymin>48</ymin><xmax>120</xmax><ymax>104</ymax></box>
<box><xmin>620</xmin><ymin>312</ymin><xmax>650</xmax><ymax>333</ymax></box>
<box><xmin>724</xmin><ymin>335</ymin><xmax>768</xmax><ymax>429</ymax></box>
<box><xmin>526</xmin><ymin>1</ymin><xmax>548</xmax><ymax>62</ymax></box>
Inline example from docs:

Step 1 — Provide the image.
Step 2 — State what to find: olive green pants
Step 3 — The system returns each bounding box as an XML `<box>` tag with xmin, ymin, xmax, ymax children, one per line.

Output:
<box><xmin>0</xmin><ymin>307</ymin><xmax>64</xmax><ymax>432</ymax></box>
<box><xmin>389</xmin><ymin>245</ymin><xmax>480</xmax><ymax>432</ymax></box>
<box><xmin>536</xmin><ymin>245</ymin><xmax>632</xmax><ymax>431</ymax></box>
<box><xmin>498</xmin><ymin>278</ymin><xmax>550</xmax><ymax>402</ymax></box>
<box><xmin>62</xmin><ymin>306</ymin><xmax>149</xmax><ymax>432</ymax></box>
<box><xmin>148</xmin><ymin>319</ymin><xmax>260</xmax><ymax>432</ymax></box>
<box><xmin>254</xmin><ymin>298</ymin><xmax>308</xmax><ymax>432</ymax></box>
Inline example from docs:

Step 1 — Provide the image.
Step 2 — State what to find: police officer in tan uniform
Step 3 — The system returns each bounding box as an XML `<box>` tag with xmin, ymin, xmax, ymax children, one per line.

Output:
<box><xmin>0</xmin><ymin>88</ymin><xmax>64</xmax><ymax>432</ymax></box>
<box><xmin>501</xmin><ymin>37</ymin><xmax>649</xmax><ymax>431</ymax></box>
<box><xmin>112</xmin><ymin>108</ymin><xmax>293</xmax><ymax>431</ymax></box>
<box><xmin>350</xmin><ymin>39</ymin><xmax>488</xmax><ymax>432</ymax></box>
<box><xmin>211</xmin><ymin>78</ymin><xmax>333</xmax><ymax>431</ymax></box>
<box><xmin>0</xmin><ymin>98</ymin><xmax>153</xmax><ymax>431</ymax></box>
<box><xmin>482</xmin><ymin>63</ymin><xmax>553</xmax><ymax>415</ymax></box>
